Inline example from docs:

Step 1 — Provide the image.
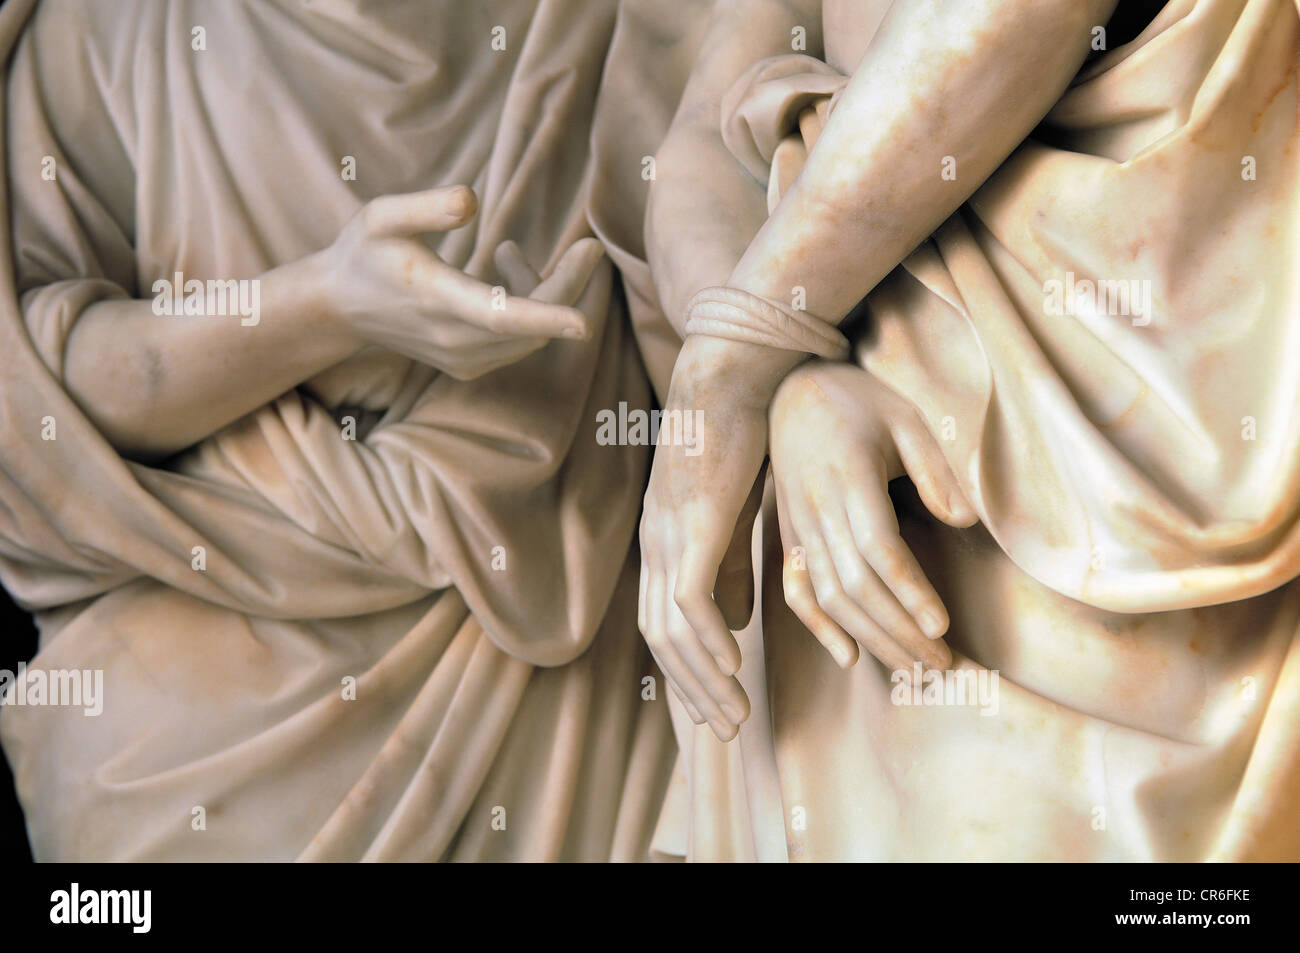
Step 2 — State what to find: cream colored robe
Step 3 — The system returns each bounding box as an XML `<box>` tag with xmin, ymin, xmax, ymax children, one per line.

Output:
<box><xmin>0</xmin><ymin>0</ymin><xmax>674</xmax><ymax>861</ymax></box>
<box><xmin>599</xmin><ymin>0</ymin><xmax>1300</xmax><ymax>860</ymax></box>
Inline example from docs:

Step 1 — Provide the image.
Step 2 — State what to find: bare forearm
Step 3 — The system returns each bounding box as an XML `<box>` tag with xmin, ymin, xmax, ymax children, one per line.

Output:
<box><xmin>730</xmin><ymin>0</ymin><xmax>1119</xmax><ymax>318</ymax></box>
<box><xmin>648</xmin><ymin>133</ymin><xmax>768</xmax><ymax>333</ymax></box>
<box><xmin>646</xmin><ymin>0</ymin><xmax>822</xmax><ymax>331</ymax></box>
<box><xmin>62</xmin><ymin>252</ymin><xmax>360</xmax><ymax>460</ymax></box>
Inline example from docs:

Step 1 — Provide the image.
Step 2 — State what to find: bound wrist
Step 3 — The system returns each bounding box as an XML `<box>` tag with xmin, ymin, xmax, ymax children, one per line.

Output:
<box><xmin>671</xmin><ymin>334</ymin><xmax>802</xmax><ymax>410</ymax></box>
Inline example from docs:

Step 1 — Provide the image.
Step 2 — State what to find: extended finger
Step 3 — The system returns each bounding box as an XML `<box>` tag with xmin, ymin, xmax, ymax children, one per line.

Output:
<box><xmin>716</xmin><ymin>472</ymin><xmax>763</xmax><ymax>631</ymax></box>
<box><xmin>675</xmin><ymin>547</ymin><xmax>743</xmax><ymax>676</ymax></box>
<box><xmin>893</xmin><ymin>424</ymin><xmax>978</xmax><ymax>528</ymax></box>
<box><xmin>846</xmin><ymin>491</ymin><xmax>950</xmax><ymax>641</ymax></box>
<box><xmin>646</xmin><ymin>570</ymin><xmax>704</xmax><ymax>725</ymax></box>
<box><xmin>436</xmin><ymin>266</ymin><xmax>590</xmax><ymax>339</ymax></box>
<box><xmin>362</xmin><ymin>185</ymin><xmax>479</xmax><ymax>237</ymax></box>
<box><xmin>493</xmin><ymin>240</ymin><xmax>541</xmax><ymax>296</ymax></box>
<box><xmin>669</xmin><ymin>556</ymin><xmax>747</xmax><ymax>726</ymax></box>
<box><xmin>666</xmin><ymin>600</ymin><xmax>743</xmax><ymax>740</ymax></box>
<box><xmin>783</xmin><ymin>546</ymin><xmax>860</xmax><ymax>669</ymax></box>
<box><xmin>775</xmin><ymin>481</ymin><xmax>859</xmax><ymax>668</ymax></box>
<box><xmin>802</xmin><ymin>531</ymin><xmax>918</xmax><ymax>674</ymax></box>
<box><xmin>530</xmin><ymin>237</ymin><xmax>606</xmax><ymax>309</ymax></box>
<box><xmin>820</xmin><ymin>503</ymin><xmax>946</xmax><ymax>667</ymax></box>
<box><xmin>656</xmin><ymin>653</ymin><xmax>703</xmax><ymax>723</ymax></box>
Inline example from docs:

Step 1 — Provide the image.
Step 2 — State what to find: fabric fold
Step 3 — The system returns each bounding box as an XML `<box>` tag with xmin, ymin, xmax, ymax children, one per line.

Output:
<box><xmin>0</xmin><ymin>0</ymin><xmax>674</xmax><ymax>861</ymax></box>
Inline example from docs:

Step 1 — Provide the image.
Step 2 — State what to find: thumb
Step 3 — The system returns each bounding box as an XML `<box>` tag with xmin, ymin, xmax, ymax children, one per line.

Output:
<box><xmin>361</xmin><ymin>185</ymin><xmax>479</xmax><ymax>237</ymax></box>
<box><xmin>531</xmin><ymin>237</ymin><xmax>606</xmax><ymax>307</ymax></box>
<box><xmin>715</xmin><ymin>468</ymin><xmax>765</xmax><ymax>630</ymax></box>
<box><xmin>893</xmin><ymin>424</ymin><xmax>978</xmax><ymax>528</ymax></box>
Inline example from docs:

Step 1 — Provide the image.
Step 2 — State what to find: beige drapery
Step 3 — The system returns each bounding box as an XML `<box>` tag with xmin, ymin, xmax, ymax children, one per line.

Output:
<box><xmin>0</xmin><ymin>0</ymin><xmax>673</xmax><ymax>861</ymax></box>
<box><xmin>597</xmin><ymin>0</ymin><xmax>1300</xmax><ymax>860</ymax></box>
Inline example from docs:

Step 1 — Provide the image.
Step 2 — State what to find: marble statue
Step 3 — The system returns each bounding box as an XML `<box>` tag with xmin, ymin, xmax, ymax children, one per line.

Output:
<box><xmin>2</xmin><ymin>0</ymin><xmax>1298</xmax><ymax>863</ymax></box>
<box><xmin>0</xmin><ymin>0</ymin><xmax>673</xmax><ymax>861</ymax></box>
<box><xmin>611</xmin><ymin>0</ymin><xmax>1300</xmax><ymax>860</ymax></box>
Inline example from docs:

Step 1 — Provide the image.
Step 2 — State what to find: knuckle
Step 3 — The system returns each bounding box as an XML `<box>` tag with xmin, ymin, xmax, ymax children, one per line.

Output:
<box><xmin>665</xmin><ymin>625</ymin><xmax>693</xmax><ymax>652</ymax></box>
<box><xmin>358</xmin><ymin>202</ymin><xmax>382</xmax><ymax>235</ymax></box>
<box><xmin>396</xmin><ymin>247</ymin><xmax>422</xmax><ymax>281</ymax></box>
<box><xmin>854</xmin><ymin>526</ymin><xmax>879</xmax><ymax>550</ymax></box>
<box><xmin>782</xmin><ymin>572</ymin><xmax>802</xmax><ymax>603</ymax></box>
<box><xmin>671</xmin><ymin>584</ymin><xmax>696</xmax><ymax>613</ymax></box>
<box><xmin>835</xmin><ymin>557</ymin><xmax>868</xmax><ymax>595</ymax></box>
<box><xmin>776</xmin><ymin>369</ymin><xmax>822</xmax><ymax>410</ymax></box>
<box><xmin>878</xmin><ymin>547</ymin><xmax>910</xmax><ymax>581</ymax></box>
<box><xmin>477</xmin><ymin>307</ymin><xmax>504</xmax><ymax>332</ymax></box>
<box><xmin>783</xmin><ymin>583</ymin><xmax>812</xmax><ymax>617</ymax></box>
<box><xmin>812</xmin><ymin>575</ymin><xmax>842</xmax><ymax>608</ymax></box>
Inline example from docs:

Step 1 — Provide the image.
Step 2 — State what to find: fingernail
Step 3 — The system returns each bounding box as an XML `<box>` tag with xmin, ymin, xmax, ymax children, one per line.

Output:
<box><xmin>925</xmin><ymin>649</ymin><xmax>950</xmax><ymax>670</ymax></box>
<box><xmin>920</xmin><ymin>609</ymin><xmax>947</xmax><ymax>638</ymax></box>
<box><xmin>830</xmin><ymin>642</ymin><xmax>854</xmax><ymax>668</ymax></box>
<box><xmin>715</xmin><ymin>654</ymin><xmax>738</xmax><ymax>676</ymax></box>
<box><xmin>449</xmin><ymin>187</ymin><xmax>476</xmax><ymax>218</ymax></box>
<box><xmin>713</xmin><ymin>721</ymin><xmax>739</xmax><ymax>742</ymax></box>
<box><xmin>722</xmin><ymin>703</ymin><xmax>744</xmax><ymax>723</ymax></box>
<box><xmin>564</xmin><ymin>325</ymin><xmax>586</xmax><ymax>339</ymax></box>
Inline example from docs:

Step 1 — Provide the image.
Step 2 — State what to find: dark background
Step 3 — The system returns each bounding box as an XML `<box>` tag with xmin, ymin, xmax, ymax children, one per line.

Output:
<box><xmin>2</xmin><ymin>589</ymin><xmax>37</xmax><ymax>862</ymax></box>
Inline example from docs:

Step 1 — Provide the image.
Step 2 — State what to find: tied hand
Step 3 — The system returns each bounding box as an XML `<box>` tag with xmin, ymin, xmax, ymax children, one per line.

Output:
<box><xmin>770</xmin><ymin>360</ymin><xmax>978</xmax><ymax>673</ymax></box>
<box><xmin>637</xmin><ymin>337</ymin><xmax>792</xmax><ymax>741</ymax></box>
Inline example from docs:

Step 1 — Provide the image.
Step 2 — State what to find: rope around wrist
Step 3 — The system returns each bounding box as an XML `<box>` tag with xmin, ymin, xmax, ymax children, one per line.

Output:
<box><xmin>683</xmin><ymin>286</ymin><xmax>849</xmax><ymax>360</ymax></box>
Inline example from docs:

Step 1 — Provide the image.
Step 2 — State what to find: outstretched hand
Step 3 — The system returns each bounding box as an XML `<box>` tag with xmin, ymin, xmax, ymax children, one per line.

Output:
<box><xmin>317</xmin><ymin>185</ymin><xmax>605</xmax><ymax>379</ymax></box>
<box><xmin>638</xmin><ymin>339</ymin><xmax>790</xmax><ymax>741</ymax></box>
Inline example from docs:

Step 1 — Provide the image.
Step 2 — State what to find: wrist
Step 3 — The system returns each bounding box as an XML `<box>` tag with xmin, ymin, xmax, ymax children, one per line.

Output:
<box><xmin>671</xmin><ymin>335</ymin><xmax>803</xmax><ymax>411</ymax></box>
<box><xmin>273</xmin><ymin>251</ymin><xmax>360</xmax><ymax>349</ymax></box>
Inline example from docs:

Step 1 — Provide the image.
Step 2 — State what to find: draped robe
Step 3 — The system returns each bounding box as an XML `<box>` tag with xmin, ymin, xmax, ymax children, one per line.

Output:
<box><xmin>593</xmin><ymin>0</ymin><xmax>1300</xmax><ymax>860</ymax></box>
<box><xmin>0</xmin><ymin>0</ymin><xmax>674</xmax><ymax>861</ymax></box>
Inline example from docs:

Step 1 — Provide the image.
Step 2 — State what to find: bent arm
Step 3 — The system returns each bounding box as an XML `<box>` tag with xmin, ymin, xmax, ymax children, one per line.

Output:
<box><xmin>729</xmin><ymin>0</ymin><xmax>1119</xmax><ymax>320</ymax></box>
<box><xmin>646</xmin><ymin>0</ymin><xmax>822</xmax><ymax>333</ymax></box>
<box><xmin>57</xmin><ymin>253</ymin><xmax>357</xmax><ymax>461</ymax></box>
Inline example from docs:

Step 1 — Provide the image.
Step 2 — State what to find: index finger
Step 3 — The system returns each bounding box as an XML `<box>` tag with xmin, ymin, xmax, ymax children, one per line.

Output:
<box><xmin>436</xmin><ymin>266</ymin><xmax>592</xmax><ymax>339</ymax></box>
<box><xmin>846</xmin><ymin>497</ymin><xmax>949</xmax><ymax>640</ymax></box>
<box><xmin>675</xmin><ymin>548</ymin><xmax>743</xmax><ymax>676</ymax></box>
<box><xmin>362</xmin><ymin>186</ymin><xmax>479</xmax><ymax>237</ymax></box>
